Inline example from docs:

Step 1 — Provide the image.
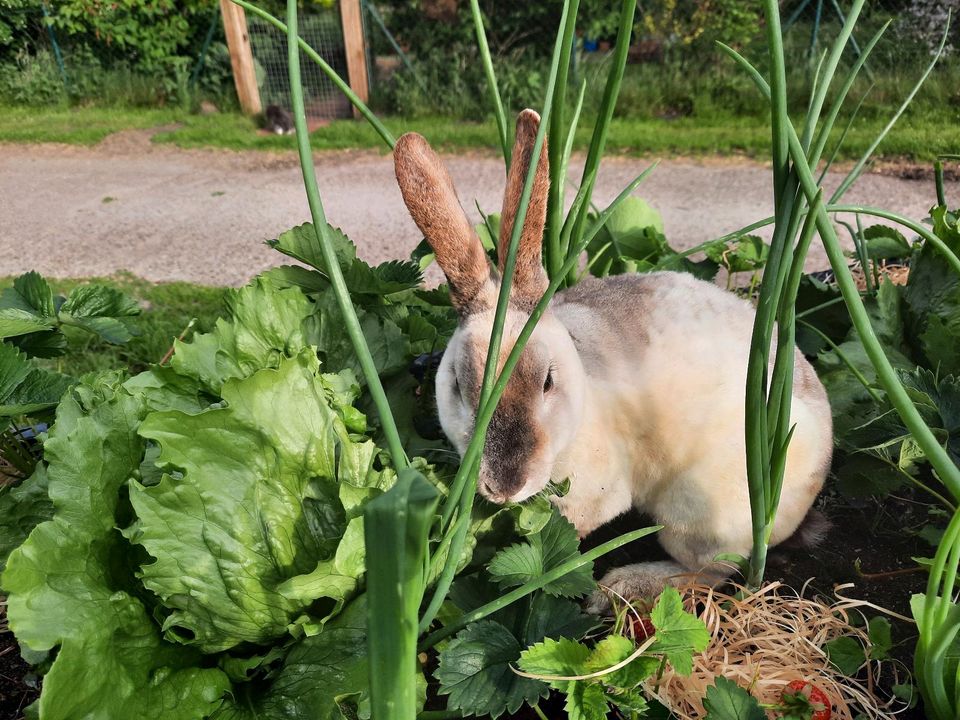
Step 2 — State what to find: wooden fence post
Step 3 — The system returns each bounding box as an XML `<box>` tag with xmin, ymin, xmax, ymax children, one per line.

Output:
<box><xmin>220</xmin><ymin>0</ymin><xmax>262</xmax><ymax>115</ymax></box>
<box><xmin>339</xmin><ymin>0</ymin><xmax>370</xmax><ymax>117</ymax></box>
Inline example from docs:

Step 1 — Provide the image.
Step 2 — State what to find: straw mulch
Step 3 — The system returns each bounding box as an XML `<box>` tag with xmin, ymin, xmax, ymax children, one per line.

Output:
<box><xmin>644</xmin><ymin>581</ymin><xmax>912</xmax><ymax>720</ymax></box>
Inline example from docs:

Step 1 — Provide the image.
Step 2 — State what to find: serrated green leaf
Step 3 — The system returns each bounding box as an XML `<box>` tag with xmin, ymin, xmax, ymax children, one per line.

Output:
<box><xmin>0</xmin><ymin>272</ymin><xmax>59</xmax><ymax>338</ymax></box>
<box><xmin>269</xmin><ymin>221</ymin><xmax>357</xmax><ymax>274</ymax></box>
<box><xmin>12</xmin><ymin>272</ymin><xmax>56</xmax><ymax>317</ymax></box>
<box><xmin>518</xmin><ymin>636</ymin><xmax>592</xmax><ymax>678</ymax></box>
<box><xmin>704</xmin><ymin>234</ymin><xmax>769</xmax><ymax>273</ymax></box>
<box><xmin>649</xmin><ymin>587</ymin><xmax>710</xmax><ymax>675</ymax></box>
<box><xmin>703</xmin><ymin>676</ymin><xmax>765</xmax><ymax>720</ymax></box>
<box><xmin>436</xmin><ymin>620</ymin><xmax>548</xmax><ymax>718</ymax></box>
<box><xmin>488</xmin><ymin>511</ymin><xmax>595</xmax><ymax>598</ymax></box>
<box><xmin>8</xmin><ymin>329</ymin><xmax>68</xmax><ymax>358</ymax></box>
<box><xmin>565</xmin><ymin>681</ymin><xmax>608</xmax><ymax>720</ymax></box>
<box><xmin>269</xmin><ymin>222</ymin><xmax>422</xmax><ymax>296</ymax></box>
<box><xmin>606</xmin><ymin>687</ymin><xmax>649</xmax><ymax>714</ymax></box>
<box><xmin>0</xmin><ymin>342</ymin><xmax>73</xmax><ymax>417</ymax></box>
<box><xmin>59</xmin><ymin>284</ymin><xmax>140</xmax><ymax>343</ymax></box>
<box><xmin>585</xmin><ymin>634</ymin><xmax>658</xmax><ymax>690</ymax></box>
<box><xmin>862</xmin><ymin>225</ymin><xmax>911</xmax><ymax>260</ymax></box>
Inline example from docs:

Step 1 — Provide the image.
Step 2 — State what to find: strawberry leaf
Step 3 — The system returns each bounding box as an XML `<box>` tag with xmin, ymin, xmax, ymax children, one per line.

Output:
<box><xmin>649</xmin><ymin>587</ymin><xmax>710</xmax><ymax>675</ymax></box>
<box><xmin>487</xmin><ymin>511</ymin><xmax>595</xmax><ymax>598</ymax></box>
<box><xmin>703</xmin><ymin>676</ymin><xmax>765</xmax><ymax>720</ymax></box>
<box><xmin>436</xmin><ymin>620</ymin><xmax>548</xmax><ymax>719</ymax></box>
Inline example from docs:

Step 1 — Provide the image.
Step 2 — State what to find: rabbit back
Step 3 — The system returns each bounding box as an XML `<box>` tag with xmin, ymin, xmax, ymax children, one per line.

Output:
<box><xmin>551</xmin><ymin>271</ymin><xmax>832</xmax><ymax>548</ymax></box>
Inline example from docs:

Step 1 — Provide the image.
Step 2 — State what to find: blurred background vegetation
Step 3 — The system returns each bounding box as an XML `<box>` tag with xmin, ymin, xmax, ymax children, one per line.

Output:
<box><xmin>0</xmin><ymin>0</ymin><xmax>957</xmax><ymax>156</ymax></box>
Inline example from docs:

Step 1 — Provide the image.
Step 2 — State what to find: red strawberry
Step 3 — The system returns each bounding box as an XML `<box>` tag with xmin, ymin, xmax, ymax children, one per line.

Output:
<box><xmin>779</xmin><ymin>680</ymin><xmax>831</xmax><ymax>720</ymax></box>
<box><xmin>627</xmin><ymin>614</ymin><xmax>655</xmax><ymax>642</ymax></box>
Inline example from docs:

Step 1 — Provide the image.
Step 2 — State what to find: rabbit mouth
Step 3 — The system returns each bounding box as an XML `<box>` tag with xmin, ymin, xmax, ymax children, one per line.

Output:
<box><xmin>478</xmin><ymin>474</ymin><xmax>548</xmax><ymax>505</ymax></box>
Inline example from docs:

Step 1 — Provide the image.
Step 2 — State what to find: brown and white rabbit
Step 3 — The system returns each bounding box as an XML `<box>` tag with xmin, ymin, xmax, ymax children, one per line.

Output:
<box><xmin>393</xmin><ymin>109</ymin><xmax>833</xmax><ymax>608</ymax></box>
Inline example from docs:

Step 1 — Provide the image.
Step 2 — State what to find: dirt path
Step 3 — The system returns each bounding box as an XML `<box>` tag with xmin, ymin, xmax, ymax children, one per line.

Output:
<box><xmin>1</xmin><ymin>130</ymin><xmax>953</xmax><ymax>286</ymax></box>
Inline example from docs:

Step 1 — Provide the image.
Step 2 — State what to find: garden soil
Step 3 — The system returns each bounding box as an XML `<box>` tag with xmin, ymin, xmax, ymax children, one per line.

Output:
<box><xmin>1</xmin><ymin>130</ymin><xmax>957</xmax><ymax>286</ymax></box>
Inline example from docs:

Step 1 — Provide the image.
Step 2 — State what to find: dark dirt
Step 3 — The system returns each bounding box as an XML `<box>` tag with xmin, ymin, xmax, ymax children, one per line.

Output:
<box><xmin>0</xmin><ymin>623</ymin><xmax>37</xmax><ymax>720</ymax></box>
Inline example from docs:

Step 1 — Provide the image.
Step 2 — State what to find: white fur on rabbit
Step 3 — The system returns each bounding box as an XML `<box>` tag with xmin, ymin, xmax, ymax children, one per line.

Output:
<box><xmin>393</xmin><ymin>109</ymin><xmax>833</xmax><ymax>608</ymax></box>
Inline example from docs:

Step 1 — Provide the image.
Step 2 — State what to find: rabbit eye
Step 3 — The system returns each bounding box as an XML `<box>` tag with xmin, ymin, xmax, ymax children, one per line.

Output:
<box><xmin>543</xmin><ymin>370</ymin><xmax>554</xmax><ymax>394</ymax></box>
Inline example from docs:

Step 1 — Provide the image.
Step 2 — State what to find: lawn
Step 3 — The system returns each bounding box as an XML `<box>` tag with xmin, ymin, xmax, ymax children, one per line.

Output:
<box><xmin>3</xmin><ymin>103</ymin><xmax>959</xmax><ymax>162</ymax></box>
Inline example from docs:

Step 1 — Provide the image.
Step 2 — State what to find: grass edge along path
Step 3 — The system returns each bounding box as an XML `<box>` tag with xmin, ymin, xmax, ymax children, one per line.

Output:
<box><xmin>1</xmin><ymin>105</ymin><xmax>958</xmax><ymax>162</ymax></box>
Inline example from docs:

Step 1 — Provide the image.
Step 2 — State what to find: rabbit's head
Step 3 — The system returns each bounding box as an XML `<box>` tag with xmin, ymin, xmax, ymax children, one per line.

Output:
<box><xmin>394</xmin><ymin>110</ymin><xmax>585</xmax><ymax>504</ymax></box>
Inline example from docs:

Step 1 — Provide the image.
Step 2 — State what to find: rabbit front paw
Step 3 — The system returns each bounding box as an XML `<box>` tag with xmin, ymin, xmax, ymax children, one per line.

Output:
<box><xmin>585</xmin><ymin>561</ymin><xmax>689</xmax><ymax>616</ymax></box>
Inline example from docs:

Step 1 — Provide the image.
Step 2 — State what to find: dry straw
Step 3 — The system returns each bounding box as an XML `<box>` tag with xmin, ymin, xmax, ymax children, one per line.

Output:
<box><xmin>646</xmin><ymin>581</ymin><xmax>912</xmax><ymax>720</ymax></box>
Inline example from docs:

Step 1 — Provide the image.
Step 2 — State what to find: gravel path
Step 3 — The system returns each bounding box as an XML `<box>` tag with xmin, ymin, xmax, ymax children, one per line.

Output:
<box><xmin>1</xmin><ymin>130</ymin><xmax>953</xmax><ymax>286</ymax></box>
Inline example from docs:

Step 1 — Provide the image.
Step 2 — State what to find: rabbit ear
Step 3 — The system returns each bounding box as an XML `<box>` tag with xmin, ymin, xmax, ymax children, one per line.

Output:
<box><xmin>395</xmin><ymin>132</ymin><xmax>494</xmax><ymax>314</ymax></box>
<box><xmin>498</xmin><ymin>109</ymin><xmax>550</xmax><ymax>310</ymax></box>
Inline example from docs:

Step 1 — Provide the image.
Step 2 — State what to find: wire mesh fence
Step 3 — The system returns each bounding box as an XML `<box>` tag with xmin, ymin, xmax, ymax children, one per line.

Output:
<box><xmin>247</xmin><ymin>2</ymin><xmax>354</xmax><ymax>119</ymax></box>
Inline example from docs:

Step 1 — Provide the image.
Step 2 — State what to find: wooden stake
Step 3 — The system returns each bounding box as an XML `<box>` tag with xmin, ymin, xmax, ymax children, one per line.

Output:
<box><xmin>339</xmin><ymin>0</ymin><xmax>370</xmax><ymax>117</ymax></box>
<box><xmin>220</xmin><ymin>0</ymin><xmax>262</xmax><ymax>115</ymax></box>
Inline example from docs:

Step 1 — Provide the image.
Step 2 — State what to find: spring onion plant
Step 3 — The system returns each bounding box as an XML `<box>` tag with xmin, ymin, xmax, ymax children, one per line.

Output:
<box><xmin>914</xmin><ymin>504</ymin><xmax>960</xmax><ymax>720</ymax></box>
<box><xmin>719</xmin><ymin>0</ymin><xmax>959</xmax><ymax>589</ymax></box>
<box><xmin>263</xmin><ymin>0</ymin><xmax>658</xmax><ymax>715</ymax></box>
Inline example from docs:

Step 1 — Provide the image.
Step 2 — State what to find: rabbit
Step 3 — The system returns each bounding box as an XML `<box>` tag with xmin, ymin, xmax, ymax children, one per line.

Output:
<box><xmin>393</xmin><ymin>109</ymin><xmax>833</xmax><ymax>611</ymax></box>
<box><xmin>264</xmin><ymin>104</ymin><xmax>295</xmax><ymax>135</ymax></box>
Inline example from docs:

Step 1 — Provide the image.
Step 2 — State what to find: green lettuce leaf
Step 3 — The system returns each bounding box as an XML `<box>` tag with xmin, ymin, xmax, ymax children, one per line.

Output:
<box><xmin>130</xmin><ymin>351</ymin><xmax>378</xmax><ymax>652</ymax></box>
<box><xmin>2</xmin><ymin>373</ymin><xmax>229</xmax><ymax>720</ymax></box>
<box><xmin>170</xmin><ymin>276</ymin><xmax>320</xmax><ymax>394</ymax></box>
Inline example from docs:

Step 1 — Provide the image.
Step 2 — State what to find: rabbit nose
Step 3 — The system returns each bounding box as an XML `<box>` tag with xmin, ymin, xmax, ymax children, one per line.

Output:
<box><xmin>478</xmin><ymin>475</ymin><xmax>507</xmax><ymax>504</ymax></box>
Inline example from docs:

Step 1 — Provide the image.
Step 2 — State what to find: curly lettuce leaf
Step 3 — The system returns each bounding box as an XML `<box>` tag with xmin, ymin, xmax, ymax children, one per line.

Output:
<box><xmin>129</xmin><ymin>351</ymin><xmax>386</xmax><ymax>652</ymax></box>
<box><xmin>2</xmin><ymin>374</ymin><xmax>229</xmax><ymax>720</ymax></box>
<box><xmin>170</xmin><ymin>276</ymin><xmax>320</xmax><ymax>394</ymax></box>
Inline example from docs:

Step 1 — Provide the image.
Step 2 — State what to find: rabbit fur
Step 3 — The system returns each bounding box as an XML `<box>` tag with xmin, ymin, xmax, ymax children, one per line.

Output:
<box><xmin>393</xmin><ymin>109</ymin><xmax>833</xmax><ymax>610</ymax></box>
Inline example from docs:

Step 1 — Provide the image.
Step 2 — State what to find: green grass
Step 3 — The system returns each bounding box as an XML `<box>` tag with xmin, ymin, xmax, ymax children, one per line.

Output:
<box><xmin>0</xmin><ymin>273</ymin><xmax>226</xmax><ymax>376</ymax></box>
<box><xmin>3</xmin><ymin>103</ymin><xmax>957</xmax><ymax>162</ymax></box>
<box><xmin>154</xmin><ymin>109</ymin><xmax>960</xmax><ymax>161</ymax></box>
<box><xmin>0</xmin><ymin>106</ymin><xmax>185</xmax><ymax>145</ymax></box>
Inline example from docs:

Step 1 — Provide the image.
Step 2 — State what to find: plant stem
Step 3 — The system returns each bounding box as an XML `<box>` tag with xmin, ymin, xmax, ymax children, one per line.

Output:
<box><xmin>545</xmin><ymin>0</ymin><xmax>581</xmax><ymax>279</ymax></box>
<box><xmin>283</xmin><ymin>0</ymin><xmax>407</xmax><ymax>468</ymax></box>
<box><xmin>469</xmin><ymin>0</ymin><xmax>510</xmax><ymax>168</ymax></box>
<box><xmin>562</xmin><ymin>0</ymin><xmax>635</xmax><ymax>283</ymax></box>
